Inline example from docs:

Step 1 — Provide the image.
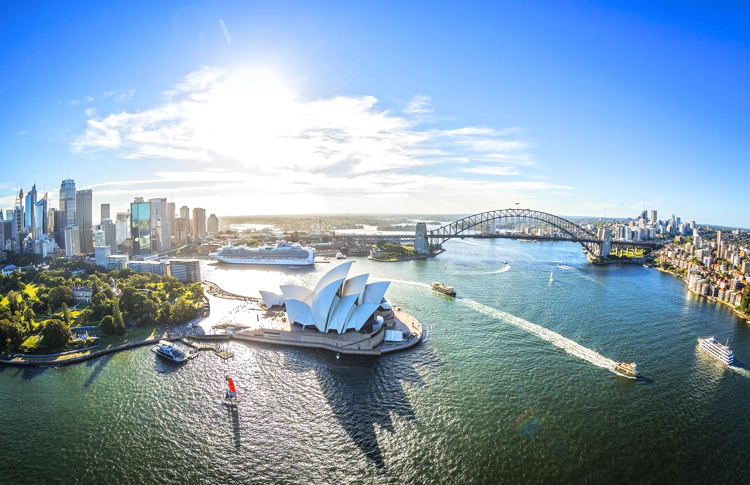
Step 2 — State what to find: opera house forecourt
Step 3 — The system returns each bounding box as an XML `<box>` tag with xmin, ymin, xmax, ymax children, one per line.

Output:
<box><xmin>231</xmin><ymin>262</ymin><xmax>423</xmax><ymax>355</ymax></box>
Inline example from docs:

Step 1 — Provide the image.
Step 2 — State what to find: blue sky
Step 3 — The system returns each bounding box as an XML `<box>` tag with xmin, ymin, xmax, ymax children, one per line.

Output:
<box><xmin>2</xmin><ymin>1</ymin><xmax>750</xmax><ymax>226</ymax></box>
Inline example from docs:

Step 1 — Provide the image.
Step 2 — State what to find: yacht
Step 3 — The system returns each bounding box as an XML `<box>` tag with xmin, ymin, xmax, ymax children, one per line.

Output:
<box><xmin>153</xmin><ymin>340</ymin><xmax>187</xmax><ymax>363</ymax></box>
<box><xmin>431</xmin><ymin>282</ymin><xmax>457</xmax><ymax>297</ymax></box>
<box><xmin>698</xmin><ymin>336</ymin><xmax>734</xmax><ymax>365</ymax></box>
<box><xmin>613</xmin><ymin>362</ymin><xmax>640</xmax><ymax>379</ymax></box>
<box><xmin>209</xmin><ymin>241</ymin><xmax>316</xmax><ymax>266</ymax></box>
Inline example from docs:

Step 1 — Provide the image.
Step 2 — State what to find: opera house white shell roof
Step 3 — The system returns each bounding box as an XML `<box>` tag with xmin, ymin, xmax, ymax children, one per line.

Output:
<box><xmin>259</xmin><ymin>262</ymin><xmax>390</xmax><ymax>334</ymax></box>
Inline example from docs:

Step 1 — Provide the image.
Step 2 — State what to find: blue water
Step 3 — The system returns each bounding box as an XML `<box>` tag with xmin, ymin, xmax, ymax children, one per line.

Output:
<box><xmin>2</xmin><ymin>239</ymin><xmax>750</xmax><ymax>484</ymax></box>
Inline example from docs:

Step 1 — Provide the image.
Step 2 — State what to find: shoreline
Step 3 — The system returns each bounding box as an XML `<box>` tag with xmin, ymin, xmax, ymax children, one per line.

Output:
<box><xmin>654</xmin><ymin>266</ymin><xmax>750</xmax><ymax>323</ymax></box>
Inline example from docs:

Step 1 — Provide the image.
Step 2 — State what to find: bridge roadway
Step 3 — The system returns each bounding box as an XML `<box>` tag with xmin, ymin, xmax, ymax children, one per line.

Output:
<box><xmin>331</xmin><ymin>232</ymin><xmax>659</xmax><ymax>249</ymax></box>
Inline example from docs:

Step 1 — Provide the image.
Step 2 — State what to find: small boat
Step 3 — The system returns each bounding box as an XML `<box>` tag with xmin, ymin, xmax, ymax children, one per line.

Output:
<box><xmin>222</xmin><ymin>376</ymin><xmax>240</xmax><ymax>408</ymax></box>
<box><xmin>698</xmin><ymin>336</ymin><xmax>734</xmax><ymax>365</ymax></box>
<box><xmin>336</xmin><ymin>252</ymin><xmax>346</xmax><ymax>259</ymax></box>
<box><xmin>153</xmin><ymin>340</ymin><xmax>187</xmax><ymax>363</ymax></box>
<box><xmin>431</xmin><ymin>282</ymin><xmax>456</xmax><ymax>297</ymax></box>
<box><xmin>549</xmin><ymin>270</ymin><xmax>554</xmax><ymax>283</ymax></box>
<box><xmin>613</xmin><ymin>362</ymin><xmax>640</xmax><ymax>379</ymax></box>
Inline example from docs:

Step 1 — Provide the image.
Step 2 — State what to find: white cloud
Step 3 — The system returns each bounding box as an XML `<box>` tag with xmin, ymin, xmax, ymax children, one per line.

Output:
<box><xmin>68</xmin><ymin>99</ymin><xmax>80</xmax><ymax>105</ymax></box>
<box><xmin>405</xmin><ymin>94</ymin><xmax>434</xmax><ymax>115</ymax></box>
<box><xmin>102</xmin><ymin>89</ymin><xmax>135</xmax><ymax>101</ymax></box>
<box><xmin>87</xmin><ymin>96</ymin><xmax>95</xmax><ymax>102</ymax></box>
<box><xmin>70</xmin><ymin>67</ymin><xmax>568</xmax><ymax>213</ymax></box>
<box><xmin>85</xmin><ymin>107</ymin><xmax>97</xmax><ymax>117</ymax></box>
<box><xmin>17</xmin><ymin>129</ymin><xmax>29</xmax><ymax>135</ymax></box>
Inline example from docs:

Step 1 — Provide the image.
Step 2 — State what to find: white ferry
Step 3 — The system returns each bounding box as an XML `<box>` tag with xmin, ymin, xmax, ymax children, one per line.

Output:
<box><xmin>698</xmin><ymin>336</ymin><xmax>734</xmax><ymax>365</ymax></box>
<box><xmin>153</xmin><ymin>340</ymin><xmax>187</xmax><ymax>363</ymax></box>
<box><xmin>209</xmin><ymin>241</ymin><xmax>316</xmax><ymax>266</ymax></box>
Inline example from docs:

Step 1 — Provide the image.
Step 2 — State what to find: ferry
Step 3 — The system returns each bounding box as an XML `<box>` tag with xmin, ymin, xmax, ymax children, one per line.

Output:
<box><xmin>336</xmin><ymin>252</ymin><xmax>346</xmax><ymax>260</ymax></box>
<box><xmin>209</xmin><ymin>241</ymin><xmax>316</xmax><ymax>266</ymax></box>
<box><xmin>431</xmin><ymin>282</ymin><xmax>457</xmax><ymax>297</ymax></box>
<box><xmin>698</xmin><ymin>336</ymin><xmax>734</xmax><ymax>365</ymax></box>
<box><xmin>613</xmin><ymin>362</ymin><xmax>640</xmax><ymax>379</ymax></box>
<box><xmin>153</xmin><ymin>340</ymin><xmax>187</xmax><ymax>363</ymax></box>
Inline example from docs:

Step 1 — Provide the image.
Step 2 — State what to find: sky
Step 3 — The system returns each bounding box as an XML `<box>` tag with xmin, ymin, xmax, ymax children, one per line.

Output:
<box><xmin>2</xmin><ymin>1</ymin><xmax>750</xmax><ymax>226</ymax></box>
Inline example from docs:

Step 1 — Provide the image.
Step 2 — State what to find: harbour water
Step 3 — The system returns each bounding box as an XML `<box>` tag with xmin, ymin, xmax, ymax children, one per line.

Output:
<box><xmin>3</xmin><ymin>239</ymin><xmax>750</xmax><ymax>484</ymax></box>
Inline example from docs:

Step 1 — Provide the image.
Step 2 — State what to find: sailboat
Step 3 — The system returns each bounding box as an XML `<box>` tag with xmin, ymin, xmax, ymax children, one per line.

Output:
<box><xmin>222</xmin><ymin>376</ymin><xmax>240</xmax><ymax>408</ymax></box>
<box><xmin>549</xmin><ymin>269</ymin><xmax>554</xmax><ymax>283</ymax></box>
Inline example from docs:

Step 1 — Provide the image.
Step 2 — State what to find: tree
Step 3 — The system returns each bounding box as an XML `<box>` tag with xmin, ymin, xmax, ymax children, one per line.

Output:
<box><xmin>171</xmin><ymin>297</ymin><xmax>198</xmax><ymax>325</ymax></box>
<box><xmin>158</xmin><ymin>301</ymin><xmax>173</xmax><ymax>325</ymax></box>
<box><xmin>0</xmin><ymin>319</ymin><xmax>24</xmax><ymax>351</ymax></box>
<box><xmin>41</xmin><ymin>319</ymin><xmax>71</xmax><ymax>353</ymax></box>
<box><xmin>23</xmin><ymin>307</ymin><xmax>35</xmax><ymax>332</ymax></box>
<box><xmin>112</xmin><ymin>299</ymin><xmax>125</xmax><ymax>334</ymax></box>
<box><xmin>48</xmin><ymin>285</ymin><xmax>73</xmax><ymax>309</ymax></box>
<box><xmin>61</xmin><ymin>303</ymin><xmax>71</xmax><ymax>326</ymax></box>
<box><xmin>7</xmin><ymin>290</ymin><xmax>18</xmax><ymax>314</ymax></box>
<box><xmin>100</xmin><ymin>315</ymin><xmax>116</xmax><ymax>335</ymax></box>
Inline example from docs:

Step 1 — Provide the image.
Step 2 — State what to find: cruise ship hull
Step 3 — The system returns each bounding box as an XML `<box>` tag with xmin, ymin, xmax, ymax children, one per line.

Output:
<box><xmin>209</xmin><ymin>254</ymin><xmax>315</xmax><ymax>266</ymax></box>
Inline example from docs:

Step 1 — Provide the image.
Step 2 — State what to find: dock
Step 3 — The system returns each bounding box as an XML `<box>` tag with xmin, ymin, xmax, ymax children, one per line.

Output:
<box><xmin>181</xmin><ymin>337</ymin><xmax>234</xmax><ymax>359</ymax></box>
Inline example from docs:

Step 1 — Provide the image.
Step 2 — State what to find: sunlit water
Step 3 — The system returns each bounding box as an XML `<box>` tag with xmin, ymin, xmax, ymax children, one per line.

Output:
<box><xmin>3</xmin><ymin>239</ymin><xmax>750</xmax><ymax>484</ymax></box>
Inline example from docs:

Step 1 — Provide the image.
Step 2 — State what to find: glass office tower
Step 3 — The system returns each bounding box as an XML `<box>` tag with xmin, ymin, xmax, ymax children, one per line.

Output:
<box><xmin>130</xmin><ymin>198</ymin><xmax>151</xmax><ymax>254</ymax></box>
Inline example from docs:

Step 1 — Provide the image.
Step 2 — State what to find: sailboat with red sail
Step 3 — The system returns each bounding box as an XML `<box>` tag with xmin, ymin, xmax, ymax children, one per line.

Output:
<box><xmin>222</xmin><ymin>376</ymin><xmax>240</xmax><ymax>408</ymax></box>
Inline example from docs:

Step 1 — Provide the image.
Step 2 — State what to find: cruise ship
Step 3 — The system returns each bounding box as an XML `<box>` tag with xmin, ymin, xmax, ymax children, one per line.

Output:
<box><xmin>209</xmin><ymin>241</ymin><xmax>316</xmax><ymax>266</ymax></box>
<box><xmin>698</xmin><ymin>336</ymin><xmax>734</xmax><ymax>365</ymax></box>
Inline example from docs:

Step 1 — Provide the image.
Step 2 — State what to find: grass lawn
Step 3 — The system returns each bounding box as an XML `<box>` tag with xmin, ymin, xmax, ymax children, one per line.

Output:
<box><xmin>0</xmin><ymin>284</ymin><xmax>38</xmax><ymax>307</ymax></box>
<box><xmin>21</xmin><ymin>335</ymin><xmax>42</xmax><ymax>350</ymax></box>
<box><xmin>98</xmin><ymin>325</ymin><xmax>165</xmax><ymax>350</ymax></box>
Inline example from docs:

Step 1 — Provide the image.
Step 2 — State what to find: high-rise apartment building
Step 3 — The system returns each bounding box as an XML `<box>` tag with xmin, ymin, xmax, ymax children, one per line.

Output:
<box><xmin>130</xmin><ymin>198</ymin><xmax>151</xmax><ymax>254</ymax></box>
<box><xmin>101</xmin><ymin>203</ymin><xmax>110</xmax><ymax>222</ymax></box>
<box><xmin>76</xmin><ymin>189</ymin><xmax>93</xmax><ymax>253</ymax></box>
<box><xmin>192</xmin><ymin>208</ymin><xmax>206</xmax><ymax>239</ymax></box>
<box><xmin>64</xmin><ymin>225</ymin><xmax>81</xmax><ymax>257</ymax></box>
<box><xmin>180</xmin><ymin>205</ymin><xmax>189</xmax><ymax>220</ymax></box>
<box><xmin>59</xmin><ymin>179</ymin><xmax>76</xmax><ymax>226</ymax></box>
<box><xmin>101</xmin><ymin>219</ymin><xmax>117</xmax><ymax>254</ymax></box>
<box><xmin>207</xmin><ymin>214</ymin><xmax>219</xmax><ymax>234</ymax></box>
<box><xmin>650</xmin><ymin>210</ymin><xmax>657</xmax><ymax>224</ymax></box>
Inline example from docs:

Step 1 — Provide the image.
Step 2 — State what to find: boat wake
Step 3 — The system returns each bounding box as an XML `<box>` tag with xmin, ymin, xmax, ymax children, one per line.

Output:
<box><xmin>556</xmin><ymin>265</ymin><xmax>603</xmax><ymax>286</ymax></box>
<box><xmin>461</xmin><ymin>299</ymin><xmax>618</xmax><ymax>372</ymax></box>
<box><xmin>729</xmin><ymin>366</ymin><xmax>750</xmax><ymax>380</ymax></box>
<box><xmin>481</xmin><ymin>265</ymin><xmax>511</xmax><ymax>275</ymax></box>
<box><xmin>382</xmin><ymin>279</ymin><xmax>432</xmax><ymax>289</ymax></box>
<box><xmin>557</xmin><ymin>265</ymin><xmax>575</xmax><ymax>270</ymax></box>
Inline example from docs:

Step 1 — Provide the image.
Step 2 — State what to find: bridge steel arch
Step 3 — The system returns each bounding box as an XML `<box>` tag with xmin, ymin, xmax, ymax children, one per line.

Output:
<box><xmin>428</xmin><ymin>208</ymin><xmax>603</xmax><ymax>258</ymax></box>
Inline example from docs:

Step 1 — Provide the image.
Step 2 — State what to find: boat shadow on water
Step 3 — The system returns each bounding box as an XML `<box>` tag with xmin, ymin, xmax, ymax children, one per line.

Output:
<box><xmin>227</xmin><ymin>407</ymin><xmax>241</xmax><ymax>449</ymax></box>
<box><xmin>281</xmin><ymin>344</ymin><xmax>445</xmax><ymax>472</ymax></box>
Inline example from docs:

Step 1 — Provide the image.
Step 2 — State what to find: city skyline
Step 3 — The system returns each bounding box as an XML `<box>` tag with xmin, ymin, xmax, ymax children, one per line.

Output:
<box><xmin>3</xmin><ymin>2</ymin><xmax>750</xmax><ymax>226</ymax></box>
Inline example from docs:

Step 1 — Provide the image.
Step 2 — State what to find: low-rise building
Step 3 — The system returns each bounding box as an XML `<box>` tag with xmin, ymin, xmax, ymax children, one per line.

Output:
<box><xmin>106</xmin><ymin>254</ymin><xmax>130</xmax><ymax>270</ymax></box>
<box><xmin>169</xmin><ymin>259</ymin><xmax>201</xmax><ymax>282</ymax></box>
<box><xmin>72</xmin><ymin>287</ymin><xmax>93</xmax><ymax>304</ymax></box>
<box><xmin>127</xmin><ymin>260</ymin><xmax>170</xmax><ymax>276</ymax></box>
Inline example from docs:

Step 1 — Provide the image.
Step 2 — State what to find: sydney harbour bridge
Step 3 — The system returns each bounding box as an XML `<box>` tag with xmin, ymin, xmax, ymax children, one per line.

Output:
<box><xmin>335</xmin><ymin>208</ymin><xmax>659</xmax><ymax>262</ymax></box>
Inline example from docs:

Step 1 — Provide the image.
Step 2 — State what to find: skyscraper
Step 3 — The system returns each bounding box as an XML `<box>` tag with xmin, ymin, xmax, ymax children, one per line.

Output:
<box><xmin>174</xmin><ymin>218</ymin><xmax>188</xmax><ymax>246</ymax></box>
<box><xmin>76</xmin><ymin>189</ymin><xmax>93</xmax><ymax>253</ymax></box>
<box><xmin>167</xmin><ymin>202</ymin><xmax>176</xmax><ymax>233</ymax></box>
<box><xmin>59</xmin><ymin>179</ymin><xmax>76</xmax><ymax>226</ymax></box>
<box><xmin>149</xmin><ymin>198</ymin><xmax>170</xmax><ymax>252</ymax></box>
<box><xmin>34</xmin><ymin>195</ymin><xmax>47</xmax><ymax>238</ymax></box>
<box><xmin>101</xmin><ymin>203</ymin><xmax>110</xmax><ymax>222</ymax></box>
<box><xmin>192</xmin><ymin>208</ymin><xmax>206</xmax><ymax>239</ymax></box>
<box><xmin>207</xmin><ymin>214</ymin><xmax>219</xmax><ymax>234</ymax></box>
<box><xmin>25</xmin><ymin>184</ymin><xmax>37</xmax><ymax>234</ymax></box>
<box><xmin>650</xmin><ymin>210</ymin><xmax>657</xmax><ymax>224</ymax></box>
<box><xmin>130</xmin><ymin>197</ymin><xmax>151</xmax><ymax>254</ymax></box>
<box><xmin>53</xmin><ymin>209</ymin><xmax>66</xmax><ymax>248</ymax></box>
<box><xmin>180</xmin><ymin>205</ymin><xmax>189</xmax><ymax>220</ymax></box>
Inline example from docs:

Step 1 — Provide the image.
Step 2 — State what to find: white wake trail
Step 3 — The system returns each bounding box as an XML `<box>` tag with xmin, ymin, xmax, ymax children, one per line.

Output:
<box><xmin>381</xmin><ymin>279</ymin><xmax>431</xmax><ymax>288</ymax></box>
<box><xmin>481</xmin><ymin>265</ymin><xmax>511</xmax><ymax>275</ymax></box>
<box><xmin>462</xmin><ymin>298</ymin><xmax>617</xmax><ymax>371</ymax></box>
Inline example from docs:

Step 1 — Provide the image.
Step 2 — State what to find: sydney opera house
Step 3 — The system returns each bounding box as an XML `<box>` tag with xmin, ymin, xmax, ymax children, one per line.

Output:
<box><xmin>233</xmin><ymin>262</ymin><xmax>422</xmax><ymax>355</ymax></box>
